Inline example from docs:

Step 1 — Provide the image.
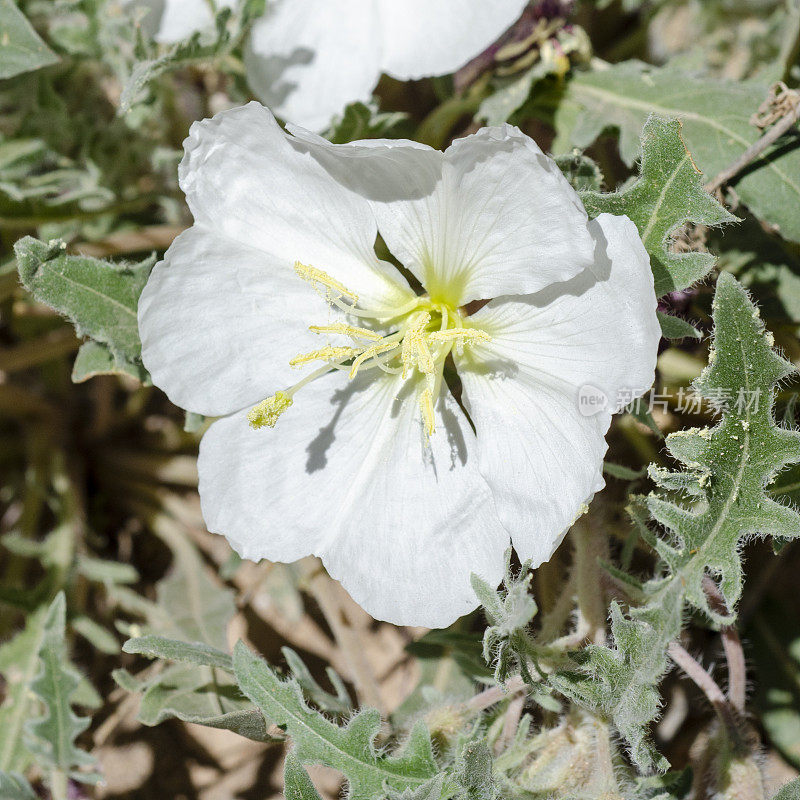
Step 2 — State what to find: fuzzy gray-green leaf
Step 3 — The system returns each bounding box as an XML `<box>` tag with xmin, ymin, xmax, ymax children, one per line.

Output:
<box><xmin>123</xmin><ymin>635</ymin><xmax>233</xmax><ymax>670</ymax></box>
<box><xmin>136</xmin><ymin>662</ymin><xmax>271</xmax><ymax>742</ymax></box>
<box><xmin>558</xmin><ymin>62</ymin><xmax>800</xmax><ymax>242</ymax></box>
<box><xmin>14</xmin><ymin>237</ymin><xmax>153</xmax><ymax>363</ymax></box>
<box><xmin>0</xmin><ymin>771</ymin><xmax>37</xmax><ymax>800</ymax></box>
<box><xmin>551</xmin><ymin>273</ymin><xmax>800</xmax><ymax>773</ymax></box>
<box><xmin>579</xmin><ymin>115</ymin><xmax>736</xmax><ymax>295</ymax></box>
<box><xmin>650</xmin><ymin>273</ymin><xmax>800</xmax><ymax>622</ymax></box>
<box><xmin>0</xmin><ymin>0</ymin><xmax>58</xmax><ymax>79</ymax></box>
<box><xmin>71</xmin><ymin>340</ymin><xmax>150</xmax><ymax>384</ymax></box>
<box><xmin>284</xmin><ymin>755</ymin><xmax>324</xmax><ymax>800</ymax></box>
<box><xmin>658</xmin><ymin>312</ymin><xmax>702</xmax><ymax>340</ymax></box>
<box><xmin>117</xmin><ymin>550</ymin><xmax>269</xmax><ymax>740</ymax></box>
<box><xmin>24</xmin><ymin>593</ymin><xmax>98</xmax><ymax>781</ymax></box>
<box><xmin>773</xmin><ymin>778</ymin><xmax>800</xmax><ymax>800</ymax></box>
<box><xmin>0</xmin><ymin>607</ymin><xmax>46</xmax><ymax>773</ymax></box>
<box><xmin>233</xmin><ymin>641</ymin><xmax>438</xmax><ymax>800</ymax></box>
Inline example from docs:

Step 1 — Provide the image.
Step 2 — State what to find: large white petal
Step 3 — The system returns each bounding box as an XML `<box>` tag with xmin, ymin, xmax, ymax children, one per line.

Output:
<box><xmin>454</xmin><ymin>213</ymin><xmax>660</xmax><ymax>564</ymax></box>
<box><xmin>377</xmin><ymin>0</ymin><xmax>528</xmax><ymax>79</ymax></box>
<box><xmin>369</xmin><ymin>125</ymin><xmax>595</xmax><ymax>306</ymax></box>
<box><xmin>245</xmin><ymin>0</ymin><xmax>381</xmax><ymax>132</ymax></box>
<box><xmin>138</xmin><ymin>226</ymin><xmax>333</xmax><ymax>416</ymax></box>
<box><xmin>198</xmin><ymin>370</ymin><xmax>507</xmax><ymax>627</ymax></box>
<box><xmin>180</xmin><ymin>102</ymin><xmax>413</xmax><ymax>313</ymax></box>
<box><xmin>285</xmin><ymin>123</ymin><xmax>444</xmax><ymax>206</ymax></box>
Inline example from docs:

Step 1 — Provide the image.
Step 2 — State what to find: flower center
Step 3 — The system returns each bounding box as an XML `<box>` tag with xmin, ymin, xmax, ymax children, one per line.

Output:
<box><xmin>248</xmin><ymin>262</ymin><xmax>490</xmax><ymax>436</ymax></box>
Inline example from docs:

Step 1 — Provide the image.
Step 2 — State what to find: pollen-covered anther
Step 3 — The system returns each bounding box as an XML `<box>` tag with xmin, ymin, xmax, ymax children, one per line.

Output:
<box><xmin>290</xmin><ymin>345</ymin><xmax>359</xmax><ymax>367</ymax></box>
<box><xmin>400</xmin><ymin>312</ymin><xmax>431</xmax><ymax>378</ymax></box>
<box><xmin>428</xmin><ymin>326</ymin><xmax>491</xmax><ymax>355</ymax></box>
<box><xmin>248</xmin><ymin>392</ymin><xmax>293</xmax><ymax>429</ymax></box>
<box><xmin>294</xmin><ymin>261</ymin><xmax>358</xmax><ymax>302</ymax></box>
<box><xmin>348</xmin><ymin>341</ymin><xmax>400</xmax><ymax>378</ymax></box>
<box><xmin>419</xmin><ymin>387</ymin><xmax>436</xmax><ymax>437</ymax></box>
<box><xmin>427</xmin><ymin>328</ymin><xmax>490</xmax><ymax>344</ymax></box>
<box><xmin>309</xmin><ymin>323</ymin><xmax>382</xmax><ymax>341</ymax></box>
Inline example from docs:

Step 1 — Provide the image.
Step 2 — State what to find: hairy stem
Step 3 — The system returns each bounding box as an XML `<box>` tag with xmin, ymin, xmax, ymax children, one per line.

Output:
<box><xmin>572</xmin><ymin>520</ymin><xmax>608</xmax><ymax>646</ymax></box>
<box><xmin>466</xmin><ymin>675</ymin><xmax>526</xmax><ymax>712</ymax></box>
<box><xmin>703</xmin><ymin>576</ymin><xmax>747</xmax><ymax>712</ymax></box>
<box><xmin>668</xmin><ymin>642</ymin><xmax>738</xmax><ymax>735</ymax></box>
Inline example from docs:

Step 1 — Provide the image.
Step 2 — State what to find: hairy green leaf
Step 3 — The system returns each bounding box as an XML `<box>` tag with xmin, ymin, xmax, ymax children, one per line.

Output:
<box><xmin>123</xmin><ymin>635</ymin><xmax>233</xmax><ymax>671</ymax></box>
<box><xmin>282</xmin><ymin>647</ymin><xmax>352</xmax><ymax>717</ymax></box>
<box><xmin>550</xmin><ymin>596</ymin><xmax>679</xmax><ymax>774</ymax></box>
<box><xmin>648</xmin><ymin>273</ymin><xmax>800</xmax><ymax>622</ymax></box>
<box><xmin>557</xmin><ymin>63</ymin><xmax>800</xmax><ymax>242</ymax></box>
<box><xmin>773</xmin><ymin>777</ymin><xmax>800</xmax><ymax>800</ymax></box>
<box><xmin>233</xmin><ymin>641</ymin><xmax>439</xmax><ymax>800</ymax></box>
<box><xmin>455</xmin><ymin>741</ymin><xmax>494</xmax><ymax>800</ymax></box>
<box><xmin>579</xmin><ymin>116</ymin><xmax>737</xmax><ymax>295</ymax></box>
<box><xmin>136</xmin><ymin>662</ymin><xmax>271</xmax><ymax>742</ymax></box>
<box><xmin>284</xmin><ymin>755</ymin><xmax>324</xmax><ymax>800</ymax></box>
<box><xmin>554</xmin><ymin>151</ymin><xmax>604</xmax><ymax>193</ymax></box>
<box><xmin>551</xmin><ymin>273</ymin><xmax>800</xmax><ymax>772</ymax></box>
<box><xmin>0</xmin><ymin>771</ymin><xmax>37</xmax><ymax>800</ymax></box>
<box><xmin>384</xmin><ymin>774</ymin><xmax>447</xmax><ymax>800</ymax></box>
<box><xmin>14</xmin><ymin>238</ymin><xmax>153</xmax><ymax>365</ymax></box>
<box><xmin>71</xmin><ymin>340</ymin><xmax>149</xmax><ymax>383</ymax></box>
<box><xmin>0</xmin><ymin>608</ymin><xmax>46</xmax><ymax>773</ymax></box>
<box><xmin>115</xmin><ymin>547</ymin><xmax>270</xmax><ymax>740</ymax></box>
<box><xmin>473</xmin><ymin>553</ymin><xmax>538</xmax><ymax>685</ymax></box>
<box><xmin>658</xmin><ymin>311</ymin><xmax>701</xmax><ymax>340</ymax></box>
<box><xmin>25</xmin><ymin>593</ymin><xmax>99</xmax><ymax>783</ymax></box>
<box><xmin>0</xmin><ymin>0</ymin><xmax>58</xmax><ymax>79</ymax></box>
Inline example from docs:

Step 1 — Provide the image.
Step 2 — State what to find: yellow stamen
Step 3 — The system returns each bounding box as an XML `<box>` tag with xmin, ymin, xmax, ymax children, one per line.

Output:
<box><xmin>400</xmin><ymin>312</ymin><xmax>431</xmax><ymax>378</ymax></box>
<box><xmin>248</xmin><ymin>392</ymin><xmax>293</xmax><ymax>429</ymax></box>
<box><xmin>349</xmin><ymin>340</ymin><xmax>399</xmax><ymax>378</ymax></box>
<box><xmin>419</xmin><ymin>387</ymin><xmax>436</xmax><ymax>437</ymax></box>
<box><xmin>309</xmin><ymin>323</ymin><xmax>382</xmax><ymax>341</ymax></box>
<box><xmin>277</xmin><ymin>266</ymin><xmax>496</xmax><ymax>440</ymax></box>
<box><xmin>415</xmin><ymin>337</ymin><xmax>435</xmax><ymax>376</ymax></box>
<box><xmin>427</xmin><ymin>328</ymin><xmax>490</xmax><ymax>344</ymax></box>
<box><xmin>290</xmin><ymin>345</ymin><xmax>359</xmax><ymax>367</ymax></box>
<box><xmin>294</xmin><ymin>261</ymin><xmax>358</xmax><ymax>302</ymax></box>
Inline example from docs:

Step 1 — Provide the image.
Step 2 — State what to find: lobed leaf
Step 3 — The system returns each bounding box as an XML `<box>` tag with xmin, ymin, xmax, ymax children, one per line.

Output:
<box><xmin>284</xmin><ymin>755</ymin><xmax>324</xmax><ymax>800</ymax></box>
<box><xmin>0</xmin><ymin>608</ymin><xmax>46</xmax><ymax>773</ymax></box>
<box><xmin>24</xmin><ymin>593</ymin><xmax>99</xmax><ymax>783</ymax></box>
<box><xmin>233</xmin><ymin>642</ymin><xmax>439</xmax><ymax>800</ymax></box>
<box><xmin>557</xmin><ymin>62</ymin><xmax>800</xmax><ymax>242</ymax></box>
<box><xmin>578</xmin><ymin>115</ymin><xmax>737</xmax><ymax>296</ymax></box>
<box><xmin>114</xmin><ymin>548</ymin><xmax>272</xmax><ymax>741</ymax></box>
<box><xmin>552</xmin><ymin>273</ymin><xmax>800</xmax><ymax>772</ymax></box>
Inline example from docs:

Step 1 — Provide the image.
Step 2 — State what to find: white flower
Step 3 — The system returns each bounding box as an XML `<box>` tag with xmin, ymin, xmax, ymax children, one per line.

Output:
<box><xmin>122</xmin><ymin>0</ymin><xmax>235</xmax><ymax>44</ymax></box>
<box><xmin>138</xmin><ymin>102</ymin><xmax>660</xmax><ymax>628</ymax></box>
<box><xmin>245</xmin><ymin>0</ymin><xmax>529</xmax><ymax>130</ymax></box>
